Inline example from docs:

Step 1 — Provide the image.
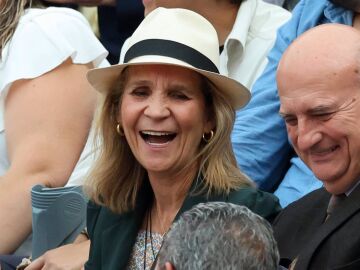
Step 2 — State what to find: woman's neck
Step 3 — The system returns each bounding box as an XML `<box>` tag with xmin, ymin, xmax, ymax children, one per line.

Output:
<box><xmin>147</xmin><ymin>166</ymin><xmax>197</xmax><ymax>233</ymax></box>
<box><xmin>150</xmin><ymin>169</ymin><xmax>195</xmax><ymax>210</ymax></box>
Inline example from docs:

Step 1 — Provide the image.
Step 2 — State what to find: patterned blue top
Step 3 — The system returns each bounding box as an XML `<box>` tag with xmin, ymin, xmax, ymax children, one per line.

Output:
<box><xmin>127</xmin><ymin>231</ymin><xmax>163</xmax><ymax>270</ymax></box>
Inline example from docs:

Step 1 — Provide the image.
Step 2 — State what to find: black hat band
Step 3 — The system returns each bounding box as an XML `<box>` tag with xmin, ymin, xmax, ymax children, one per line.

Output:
<box><xmin>124</xmin><ymin>39</ymin><xmax>219</xmax><ymax>74</ymax></box>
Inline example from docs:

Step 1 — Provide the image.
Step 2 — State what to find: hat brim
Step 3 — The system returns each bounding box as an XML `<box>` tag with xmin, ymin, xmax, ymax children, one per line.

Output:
<box><xmin>87</xmin><ymin>57</ymin><xmax>250</xmax><ymax>110</ymax></box>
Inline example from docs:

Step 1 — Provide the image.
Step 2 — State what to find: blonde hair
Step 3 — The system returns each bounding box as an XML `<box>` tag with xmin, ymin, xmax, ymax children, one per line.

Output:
<box><xmin>0</xmin><ymin>0</ymin><xmax>42</xmax><ymax>59</ymax></box>
<box><xmin>86</xmin><ymin>67</ymin><xmax>253</xmax><ymax>214</ymax></box>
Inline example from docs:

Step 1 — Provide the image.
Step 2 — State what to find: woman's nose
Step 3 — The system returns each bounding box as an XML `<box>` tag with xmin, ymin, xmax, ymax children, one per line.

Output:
<box><xmin>143</xmin><ymin>96</ymin><xmax>171</xmax><ymax>119</ymax></box>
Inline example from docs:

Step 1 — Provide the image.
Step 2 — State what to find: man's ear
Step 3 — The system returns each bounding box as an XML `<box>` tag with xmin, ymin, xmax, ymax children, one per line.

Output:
<box><xmin>165</xmin><ymin>262</ymin><xmax>176</xmax><ymax>270</ymax></box>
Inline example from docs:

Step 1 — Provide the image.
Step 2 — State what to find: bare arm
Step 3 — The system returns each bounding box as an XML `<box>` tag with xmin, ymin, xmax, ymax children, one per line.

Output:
<box><xmin>0</xmin><ymin>58</ymin><xmax>97</xmax><ymax>253</ymax></box>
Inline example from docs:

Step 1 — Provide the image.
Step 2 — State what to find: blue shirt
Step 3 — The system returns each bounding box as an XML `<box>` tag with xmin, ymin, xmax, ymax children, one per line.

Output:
<box><xmin>231</xmin><ymin>0</ymin><xmax>353</xmax><ymax>207</ymax></box>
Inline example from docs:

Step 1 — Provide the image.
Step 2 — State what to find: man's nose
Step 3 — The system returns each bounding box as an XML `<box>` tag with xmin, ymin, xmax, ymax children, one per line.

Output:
<box><xmin>295</xmin><ymin>118</ymin><xmax>322</xmax><ymax>151</ymax></box>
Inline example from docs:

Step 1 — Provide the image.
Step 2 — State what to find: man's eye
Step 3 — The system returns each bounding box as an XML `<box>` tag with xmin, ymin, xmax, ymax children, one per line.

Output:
<box><xmin>170</xmin><ymin>91</ymin><xmax>190</xmax><ymax>100</ymax></box>
<box><xmin>284</xmin><ymin>117</ymin><xmax>298</xmax><ymax>126</ymax></box>
<box><xmin>314</xmin><ymin>112</ymin><xmax>334</xmax><ymax>121</ymax></box>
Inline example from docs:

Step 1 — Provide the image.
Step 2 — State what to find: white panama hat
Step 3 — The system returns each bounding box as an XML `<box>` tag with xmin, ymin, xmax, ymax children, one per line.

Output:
<box><xmin>87</xmin><ymin>7</ymin><xmax>251</xmax><ymax>110</ymax></box>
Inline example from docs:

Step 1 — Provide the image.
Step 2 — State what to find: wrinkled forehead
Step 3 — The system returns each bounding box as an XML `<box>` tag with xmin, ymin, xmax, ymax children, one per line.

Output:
<box><xmin>277</xmin><ymin>49</ymin><xmax>360</xmax><ymax>102</ymax></box>
<box><xmin>278</xmin><ymin>80</ymin><xmax>360</xmax><ymax>119</ymax></box>
<box><xmin>277</xmin><ymin>62</ymin><xmax>360</xmax><ymax>116</ymax></box>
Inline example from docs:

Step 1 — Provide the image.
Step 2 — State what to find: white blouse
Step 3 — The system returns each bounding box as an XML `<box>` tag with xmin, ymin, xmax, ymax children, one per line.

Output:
<box><xmin>0</xmin><ymin>7</ymin><xmax>109</xmax><ymax>186</ymax></box>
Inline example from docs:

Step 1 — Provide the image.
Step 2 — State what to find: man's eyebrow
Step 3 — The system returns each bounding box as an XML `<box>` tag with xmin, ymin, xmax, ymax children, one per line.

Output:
<box><xmin>278</xmin><ymin>110</ymin><xmax>292</xmax><ymax>118</ymax></box>
<box><xmin>306</xmin><ymin>105</ymin><xmax>335</xmax><ymax>114</ymax></box>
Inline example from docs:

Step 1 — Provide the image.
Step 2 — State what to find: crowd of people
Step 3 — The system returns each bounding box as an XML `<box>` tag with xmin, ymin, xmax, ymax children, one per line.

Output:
<box><xmin>0</xmin><ymin>0</ymin><xmax>360</xmax><ymax>269</ymax></box>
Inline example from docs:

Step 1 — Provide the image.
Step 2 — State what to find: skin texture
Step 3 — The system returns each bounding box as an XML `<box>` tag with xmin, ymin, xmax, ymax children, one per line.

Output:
<box><xmin>0</xmin><ymin>58</ymin><xmax>97</xmax><ymax>254</ymax></box>
<box><xmin>277</xmin><ymin>24</ymin><xmax>360</xmax><ymax>195</ymax></box>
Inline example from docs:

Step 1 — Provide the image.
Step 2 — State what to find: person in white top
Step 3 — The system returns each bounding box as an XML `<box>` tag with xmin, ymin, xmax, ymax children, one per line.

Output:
<box><xmin>142</xmin><ymin>0</ymin><xmax>290</xmax><ymax>90</ymax></box>
<box><xmin>0</xmin><ymin>0</ymin><xmax>108</xmax><ymax>261</ymax></box>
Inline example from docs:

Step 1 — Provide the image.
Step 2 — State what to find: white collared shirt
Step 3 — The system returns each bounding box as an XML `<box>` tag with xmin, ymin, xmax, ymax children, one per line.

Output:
<box><xmin>220</xmin><ymin>0</ymin><xmax>291</xmax><ymax>90</ymax></box>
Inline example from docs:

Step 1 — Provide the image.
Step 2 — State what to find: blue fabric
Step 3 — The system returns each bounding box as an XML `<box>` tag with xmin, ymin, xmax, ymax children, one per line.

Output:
<box><xmin>231</xmin><ymin>0</ymin><xmax>353</xmax><ymax>207</ymax></box>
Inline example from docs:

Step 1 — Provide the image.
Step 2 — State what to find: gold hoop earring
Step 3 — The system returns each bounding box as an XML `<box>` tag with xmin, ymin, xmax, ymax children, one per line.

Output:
<box><xmin>202</xmin><ymin>130</ymin><xmax>214</xmax><ymax>143</ymax></box>
<box><xmin>116</xmin><ymin>123</ymin><xmax>124</xmax><ymax>136</ymax></box>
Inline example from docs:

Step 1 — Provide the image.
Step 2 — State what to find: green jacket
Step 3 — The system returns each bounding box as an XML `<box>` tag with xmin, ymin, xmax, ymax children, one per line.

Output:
<box><xmin>85</xmin><ymin>181</ymin><xmax>281</xmax><ymax>270</ymax></box>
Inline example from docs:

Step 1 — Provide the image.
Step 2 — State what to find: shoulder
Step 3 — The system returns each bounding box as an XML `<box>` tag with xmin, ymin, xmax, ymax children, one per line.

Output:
<box><xmin>13</xmin><ymin>7</ymin><xmax>93</xmax><ymax>43</ymax></box>
<box><xmin>0</xmin><ymin>7</ymin><xmax>108</xmax><ymax>93</ymax></box>
<box><xmin>12</xmin><ymin>7</ymin><xmax>104</xmax><ymax>54</ymax></box>
<box><xmin>276</xmin><ymin>0</ymin><xmax>329</xmax><ymax>39</ymax></box>
<box><xmin>20</xmin><ymin>7</ymin><xmax>90</xmax><ymax>28</ymax></box>
<box><xmin>282</xmin><ymin>187</ymin><xmax>328</xmax><ymax>212</ymax></box>
<box><xmin>273</xmin><ymin>187</ymin><xmax>329</xmax><ymax>225</ymax></box>
<box><xmin>227</xmin><ymin>187</ymin><xmax>282</xmax><ymax>222</ymax></box>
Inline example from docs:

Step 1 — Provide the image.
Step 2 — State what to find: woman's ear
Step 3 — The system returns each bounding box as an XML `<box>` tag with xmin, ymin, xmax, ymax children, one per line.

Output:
<box><xmin>116</xmin><ymin>111</ymin><xmax>122</xmax><ymax>125</ymax></box>
<box><xmin>204</xmin><ymin>118</ymin><xmax>215</xmax><ymax>134</ymax></box>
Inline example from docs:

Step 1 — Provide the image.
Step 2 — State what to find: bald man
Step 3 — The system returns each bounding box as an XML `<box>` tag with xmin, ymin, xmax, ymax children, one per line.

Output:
<box><xmin>272</xmin><ymin>24</ymin><xmax>360</xmax><ymax>270</ymax></box>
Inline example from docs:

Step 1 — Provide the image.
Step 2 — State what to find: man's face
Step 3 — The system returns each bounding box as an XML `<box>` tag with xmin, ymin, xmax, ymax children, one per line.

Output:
<box><xmin>278</xmin><ymin>61</ymin><xmax>360</xmax><ymax>194</ymax></box>
<box><xmin>330</xmin><ymin>0</ymin><xmax>360</xmax><ymax>12</ymax></box>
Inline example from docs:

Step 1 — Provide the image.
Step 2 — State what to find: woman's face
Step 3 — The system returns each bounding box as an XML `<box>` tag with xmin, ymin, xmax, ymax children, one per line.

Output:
<box><xmin>119</xmin><ymin>65</ymin><xmax>213</xmax><ymax>179</ymax></box>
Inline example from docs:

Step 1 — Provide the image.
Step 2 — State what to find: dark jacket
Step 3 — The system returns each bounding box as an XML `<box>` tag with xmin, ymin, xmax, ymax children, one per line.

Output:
<box><xmin>273</xmin><ymin>184</ymin><xmax>360</xmax><ymax>270</ymax></box>
<box><xmin>85</xmin><ymin>180</ymin><xmax>281</xmax><ymax>270</ymax></box>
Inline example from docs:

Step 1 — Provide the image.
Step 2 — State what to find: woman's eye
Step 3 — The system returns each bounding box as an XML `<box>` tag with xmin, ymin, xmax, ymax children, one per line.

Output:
<box><xmin>130</xmin><ymin>87</ymin><xmax>149</xmax><ymax>97</ymax></box>
<box><xmin>170</xmin><ymin>91</ymin><xmax>190</xmax><ymax>100</ymax></box>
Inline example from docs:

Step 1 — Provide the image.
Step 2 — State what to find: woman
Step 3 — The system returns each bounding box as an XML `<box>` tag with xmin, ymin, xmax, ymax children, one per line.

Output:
<box><xmin>0</xmin><ymin>0</ymin><xmax>108</xmax><ymax>266</ymax></box>
<box><xmin>85</xmin><ymin>7</ymin><xmax>281</xmax><ymax>270</ymax></box>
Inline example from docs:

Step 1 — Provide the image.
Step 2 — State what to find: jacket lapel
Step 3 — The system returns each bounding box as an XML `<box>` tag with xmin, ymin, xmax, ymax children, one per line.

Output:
<box><xmin>174</xmin><ymin>179</ymin><xmax>224</xmax><ymax>220</ymax></box>
<box><xmin>99</xmin><ymin>177</ymin><xmax>224</xmax><ymax>269</ymax></box>
<box><xmin>295</xmin><ymin>184</ymin><xmax>360</xmax><ymax>270</ymax></box>
<box><xmin>100</xmin><ymin>181</ymin><xmax>152</xmax><ymax>270</ymax></box>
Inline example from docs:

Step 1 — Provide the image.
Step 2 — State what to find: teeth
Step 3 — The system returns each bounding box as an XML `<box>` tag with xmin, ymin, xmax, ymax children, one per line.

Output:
<box><xmin>141</xmin><ymin>131</ymin><xmax>173</xmax><ymax>136</ymax></box>
<box><xmin>312</xmin><ymin>146</ymin><xmax>338</xmax><ymax>155</ymax></box>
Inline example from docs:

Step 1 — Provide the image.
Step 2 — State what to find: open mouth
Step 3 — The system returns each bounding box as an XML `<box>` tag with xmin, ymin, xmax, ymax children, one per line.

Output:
<box><xmin>140</xmin><ymin>131</ymin><xmax>177</xmax><ymax>145</ymax></box>
<box><xmin>311</xmin><ymin>145</ymin><xmax>340</xmax><ymax>162</ymax></box>
<box><xmin>311</xmin><ymin>145</ymin><xmax>339</xmax><ymax>158</ymax></box>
